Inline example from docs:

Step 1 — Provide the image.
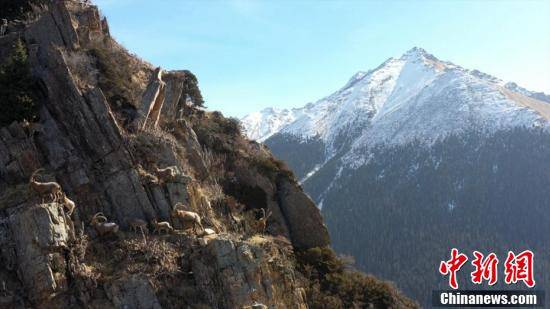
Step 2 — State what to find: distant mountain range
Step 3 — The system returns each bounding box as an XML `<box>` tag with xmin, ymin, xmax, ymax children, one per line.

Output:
<box><xmin>241</xmin><ymin>48</ymin><xmax>550</xmax><ymax>305</ymax></box>
<box><xmin>242</xmin><ymin>47</ymin><xmax>549</xmax><ymax>156</ymax></box>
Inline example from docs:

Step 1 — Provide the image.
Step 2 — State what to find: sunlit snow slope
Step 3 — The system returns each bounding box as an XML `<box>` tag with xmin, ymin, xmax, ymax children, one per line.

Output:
<box><xmin>242</xmin><ymin>47</ymin><xmax>549</xmax><ymax>168</ymax></box>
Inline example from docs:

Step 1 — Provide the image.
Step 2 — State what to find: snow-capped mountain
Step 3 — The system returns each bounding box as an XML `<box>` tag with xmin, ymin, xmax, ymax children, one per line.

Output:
<box><xmin>241</xmin><ymin>48</ymin><xmax>550</xmax><ymax>306</ymax></box>
<box><xmin>240</xmin><ymin>107</ymin><xmax>297</xmax><ymax>142</ymax></box>
<box><xmin>243</xmin><ymin>47</ymin><xmax>550</xmax><ymax>167</ymax></box>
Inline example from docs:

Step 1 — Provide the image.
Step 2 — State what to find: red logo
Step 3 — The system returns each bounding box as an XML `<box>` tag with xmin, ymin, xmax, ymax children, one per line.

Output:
<box><xmin>439</xmin><ymin>248</ymin><xmax>469</xmax><ymax>289</ymax></box>
<box><xmin>504</xmin><ymin>250</ymin><xmax>535</xmax><ymax>288</ymax></box>
<box><xmin>471</xmin><ymin>251</ymin><xmax>499</xmax><ymax>286</ymax></box>
<box><xmin>439</xmin><ymin>249</ymin><xmax>535</xmax><ymax>289</ymax></box>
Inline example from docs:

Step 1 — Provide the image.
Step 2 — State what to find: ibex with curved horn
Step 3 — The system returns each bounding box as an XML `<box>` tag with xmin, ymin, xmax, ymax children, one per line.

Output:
<box><xmin>154</xmin><ymin>166</ymin><xmax>177</xmax><ymax>184</ymax></box>
<box><xmin>29</xmin><ymin>168</ymin><xmax>62</xmax><ymax>203</ymax></box>
<box><xmin>257</xmin><ymin>208</ymin><xmax>272</xmax><ymax>234</ymax></box>
<box><xmin>90</xmin><ymin>212</ymin><xmax>119</xmax><ymax>236</ymax></box>
<box><xmin>172</xmin><ymin>203</ymin><xmax>203</xmax><ymax>234</ymax></box>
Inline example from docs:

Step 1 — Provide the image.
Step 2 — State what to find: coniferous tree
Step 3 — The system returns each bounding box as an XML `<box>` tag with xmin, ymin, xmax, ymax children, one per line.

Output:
<box><xmin>0</xmin><ymin>39</ymin><xmax>39</xmax><ymax>127</ymax></box>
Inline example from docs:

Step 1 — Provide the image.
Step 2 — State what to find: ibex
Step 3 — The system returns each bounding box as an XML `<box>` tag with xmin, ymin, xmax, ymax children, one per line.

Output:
<box><xmin>61</xmin><ymin>192</ymin><xmax>76</xmax><ymax>216</ymax></box>
<box><xmin>136</xmin><ymin>164</ymin><xmax>159</xmax><ymax>184</ymax></box>
<box><xmin>127</xmin><ymin>218</ymin><xmax>148</xmax><ymax>234</ymax></box>
<box><xmin>154</xmin><ymin>166</ymin><xmax>177</xmax><ymax>184</ymax></box>
<box><xmin>90</xmin><ymin>213</ymin><xmax>119</xmax><ymax>236</ymax></box>
<box><xmin>29</xmin><ymin>168</ymin><xmax>63</xmax><ymax>203</ymax></box>
<box><xmin>257</xmin><ymin>208</ymin><xmax>272</xmax><ymax>234</ymax></box>
<box><xmin>152</xmin><ymin>219</ymin><xmax>173</xmax><ymax>235</ymax></box>
<box><xmin>172</xmin><ymin>203</ymin><xmax>203</xmax><ymax>234</ymax></box>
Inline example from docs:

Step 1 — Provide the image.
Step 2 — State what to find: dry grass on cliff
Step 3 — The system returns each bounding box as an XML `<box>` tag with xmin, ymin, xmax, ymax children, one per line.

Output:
<box><xmin>80</xmin><ymin>234</ymin><xmax>188</xmax><ymax>284</ymax></box>
<box><xmin>87</xmin><ymin>38</ymin><xmax>152</xmax><ymax>108</ymax></box>
<box><xmin>64</xmin><ymin>50</ymin><xmax>99</xmax><ymax>90</ymax></box>
<box><xmin>120</xmin><ymin>237</ymin><xmax>182</xmax><ymax>276</ymax></box>
<box><xmin>68</xmin><ymin>232</ymin><xmax>205</xmax><ymax>307</ymax></box>
<box><xmin>199</xmin><ymin>146</ymin><xmax>227</xmax><ymax>184</ymax></box>
<box><xmin>246</xmin><ymin>235</ymin><xmax>294</xmax><ymax>264</ymax></box>
<box><xmin>139</xmin><ymin>124</ymin><xmax>179</xmax><ymax>147</ymax></box>
<box><xmin>191</xmin><ymin>111</ymin><xmax>245</xmax><ymax>155</ymax></box>
<box><xmin>127</xmin><ymin>127</ymin><xmax>180</xmax><ymax>168</ymax></box>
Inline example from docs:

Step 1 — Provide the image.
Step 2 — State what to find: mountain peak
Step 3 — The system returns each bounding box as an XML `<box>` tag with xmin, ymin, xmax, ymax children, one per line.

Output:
<box><xmin>404</xmin><ymin>46</ymin><xmax>428</xmax><ymax>56</ymax></box>
<box><xmin>400</xmin><ymin>47</ymin><xmax>439</xmax><ymax>63</ymax></box>
<box><xmin>242</xmin><ymin>47</ymin><xmax>550</xmax><ymax>154</ymax></box>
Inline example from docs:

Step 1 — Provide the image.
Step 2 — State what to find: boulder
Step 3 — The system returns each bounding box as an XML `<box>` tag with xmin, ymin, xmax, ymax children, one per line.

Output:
<box><xmin>191</xmin><ymin>236</ymin><xmax>307</xmax><ymax>308</ymax></box>
<box><xmin>105</xmin><ymin>275</ymin><xmax>162</xmax><ymax>309</ymax></box>
<box><xmin>7</xmin><ymin>203</ymin><xmax>71</xmax><ymax>303</ymax></box>
<box><xmin>276</xmin><ymin>177</ymin><xmax>330</xmax><ymax>249</ymax></box>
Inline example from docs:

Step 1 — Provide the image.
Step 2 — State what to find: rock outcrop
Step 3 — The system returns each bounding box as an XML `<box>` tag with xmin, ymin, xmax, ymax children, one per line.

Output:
<box><xmin>0</xmin><ymin>202</ymin><xmax>72</xmax><ymax>306</ymax></box>
<box><xmin>105</xmin><ymin>275</ymin><xmax>162</xmax><ymax>309</ymax></box>
<box><xmin>276</xmin><ymin>177</ymin><xmax>330</xmax><ymax>249</ymax></box>
<box><xmin>191</xmin><ymin>236</ymin><xmax>307</xmax><ymax>308</ymax></box>
<box><xmin>139</xmin><ymin>67</ymin><xmax>165</xmax><ymax>129</ymax></box>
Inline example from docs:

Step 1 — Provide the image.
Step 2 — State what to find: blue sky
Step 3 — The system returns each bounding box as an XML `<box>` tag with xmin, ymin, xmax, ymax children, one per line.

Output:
<box><xmin>94</xmin><ymin>0</ymin><xmax>550</xmax><ymax>118</ymax></box>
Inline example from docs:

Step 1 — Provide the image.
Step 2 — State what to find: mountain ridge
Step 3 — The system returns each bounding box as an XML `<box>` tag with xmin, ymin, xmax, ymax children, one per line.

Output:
<box><xmin>242</xmin><ymin>47</ymin><xmax>550</xmax><ymax>149</ymax></box>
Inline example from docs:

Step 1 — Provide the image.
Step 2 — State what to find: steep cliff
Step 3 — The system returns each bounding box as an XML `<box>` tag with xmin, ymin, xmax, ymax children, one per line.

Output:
<box><xmin>0</xmin><ymin>1</ymin><xmax>416</xmax><ymax>308</ymax></box>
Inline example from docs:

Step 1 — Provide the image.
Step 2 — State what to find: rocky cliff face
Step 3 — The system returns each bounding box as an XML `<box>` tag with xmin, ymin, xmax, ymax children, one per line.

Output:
<box><xmin>0</xmin><ymin>1</ymin><xmax>415</xmax><ymax>308</ymax></box>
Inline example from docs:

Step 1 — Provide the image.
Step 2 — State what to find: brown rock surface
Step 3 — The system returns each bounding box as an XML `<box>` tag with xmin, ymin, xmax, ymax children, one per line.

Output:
<box><xmin>105</xmin><ymin>275</ymin><xmax>162</xmax><ymax>309</ymax></box>
<box><xmin>191</xmin><ymin>235</ymin><xmax>307</xmax><ymax>308</ymax></box>
<box><xmin>276</xmin><ymin>177</ymin><xmax>330</xmax><ymax>249</ymax></box>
